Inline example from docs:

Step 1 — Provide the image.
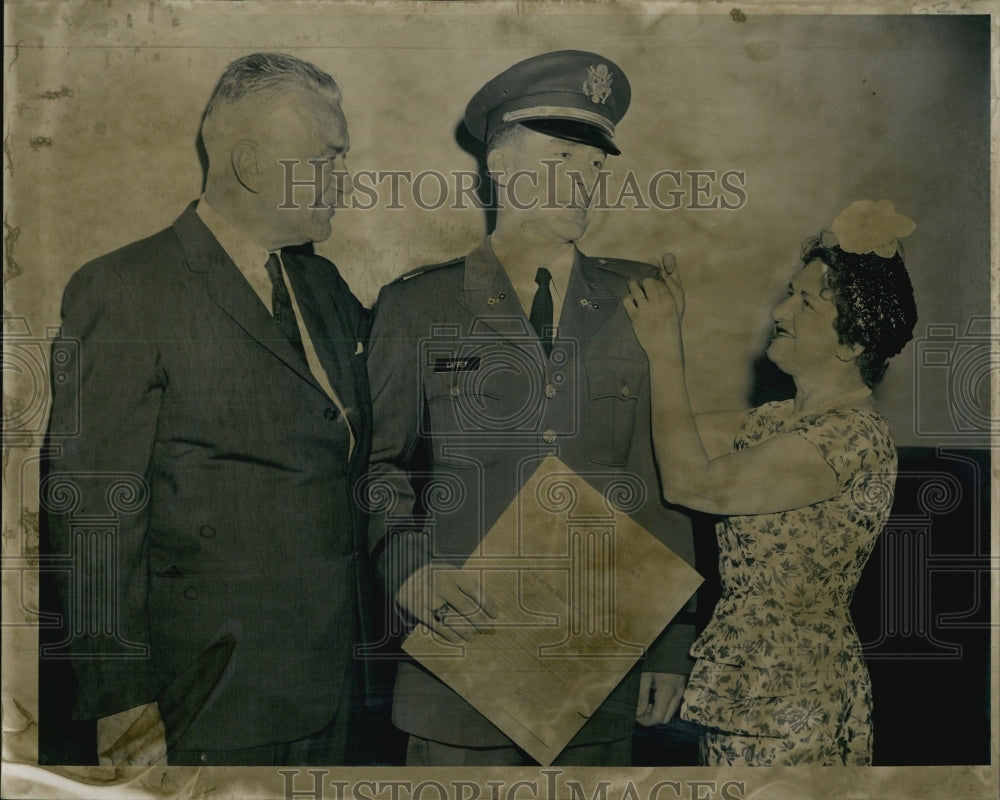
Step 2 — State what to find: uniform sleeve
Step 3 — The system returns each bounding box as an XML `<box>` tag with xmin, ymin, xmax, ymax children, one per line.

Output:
<box><xmin>599</xmin><ymin>260</ymin><xmax>699</xmax><ymax>675</ymax></box>
<box><xmin>644</xmin><ymin>618</ymin><xmax>697</xmax><ymax>675</ymax></box>
<box><xmin>364</xmin><ymin>283</ymin><xmax>432</xmax><ymax>597</ymax></box>
<box><xmin>40</xmin><ymin>259</ymin><xmax>165</xmax><ymax>720</ymax></box>
<box><xmin>641</xmin><ymin>508</ymin><xmax>697</xmax><ymax>677</ymax></box>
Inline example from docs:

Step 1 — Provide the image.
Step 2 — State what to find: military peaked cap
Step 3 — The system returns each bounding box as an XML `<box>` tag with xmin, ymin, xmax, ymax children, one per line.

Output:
<box><xmin>464</xmin><ymin>50</ymin><xmax>631</xmax><ymax>155</ymax></box>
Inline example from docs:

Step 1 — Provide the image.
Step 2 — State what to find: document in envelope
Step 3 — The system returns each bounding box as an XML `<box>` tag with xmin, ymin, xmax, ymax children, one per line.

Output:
<box><xmin>402</xmin><ymin>455</ymin><xmax>703</xmax><ymax>766</ymax></box>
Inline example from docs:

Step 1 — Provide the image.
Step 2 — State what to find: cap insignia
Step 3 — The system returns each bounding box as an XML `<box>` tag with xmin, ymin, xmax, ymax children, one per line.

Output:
<box><xmin>583</xmin><ymin>64</ymin><xmax>613</xmax><ymax>105</ymax></box>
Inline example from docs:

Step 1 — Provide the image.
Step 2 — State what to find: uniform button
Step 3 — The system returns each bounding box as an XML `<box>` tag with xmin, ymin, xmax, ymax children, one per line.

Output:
<box><xmin>199</xmin><ymin>525</ymin><xmax>216</xmax><ymax>539</ymax></box>
<box><xmin>184</xmin><ymin>587</ymin><xmax>199</xmax><ymax>600</ymax></box>
<box><xmin>545</xmin><ymin>384</ymin><xmax>556</xmax><ymax>399</ymax></box>
<box><xmin>542</xmin><ymin>429</ymin><xmax>556</xmax><ymax>444</ymax></box>
<box><xmin>620</xmin><ymin>384</ymin><xmax>631</xmax><ymax>397</ymax></box>
<box><xmin>323</xmin><ymin>407</ymin><xmax>339</xmax><ymax>420</ymax></box>
<box><xmin>450</xmin><ymin>386</ymin><xmax>461</xmax><ymax>396</ymax></box>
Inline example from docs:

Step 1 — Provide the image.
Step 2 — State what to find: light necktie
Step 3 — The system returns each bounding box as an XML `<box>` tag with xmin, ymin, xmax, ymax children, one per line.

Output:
<box><xmin>529</xmin><ymin>267</ymin><xmax>554</xmax><ymax>357</ymax></box>
<box><xmin>264</xmin><ymin>253</ymin><xmax>307</xmax><ymax>361</ymax></box>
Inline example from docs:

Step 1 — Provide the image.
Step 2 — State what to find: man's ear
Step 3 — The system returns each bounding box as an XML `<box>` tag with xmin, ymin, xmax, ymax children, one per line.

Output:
<box><xmin>486</xmin><ymin>148</ymin><xmax>507</xmax><ymax>186</ymax></box>
<box><xmin>231</xmin><ymin>140</ymin><xmax>262</xmax><ymax>193</ymax></box>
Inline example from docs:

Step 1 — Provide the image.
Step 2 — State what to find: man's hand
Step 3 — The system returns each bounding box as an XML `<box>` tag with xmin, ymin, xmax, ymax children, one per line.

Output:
<box><xmin>636</xmin><ymin>671</ymin><xmax>687</xmax><ymax>727</ymax></box>
<box><xmin>396</xmin><ymin>563</ymin><xmax>497</xmax><ymax>644</ymax></box>
<box><xmin>96</xmin><ymin>702</ymin><xmax>167</xmax><ymax>766</ymax></box>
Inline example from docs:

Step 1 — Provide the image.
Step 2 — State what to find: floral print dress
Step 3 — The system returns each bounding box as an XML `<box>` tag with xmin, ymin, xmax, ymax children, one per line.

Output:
<box><xmin>679</xmin><ymin>400</ymin><xmax>897</xmax><ymax>766</ymax></box>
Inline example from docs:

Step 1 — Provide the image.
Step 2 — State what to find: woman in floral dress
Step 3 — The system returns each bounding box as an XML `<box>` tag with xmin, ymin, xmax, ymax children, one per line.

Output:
<box><xmin>624</xmin><ymin>200</ymin><xmax>918</xmax><ymax>766</ymax></box>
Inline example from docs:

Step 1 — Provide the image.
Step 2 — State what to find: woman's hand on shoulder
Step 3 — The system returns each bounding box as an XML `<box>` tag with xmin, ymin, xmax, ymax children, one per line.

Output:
<box><xmin>623</xmin><ymin>253</ymin><xmax>685</xmax><ymax>352</ymax></box>
<box><xmin>654</xmin><ymin>252</ymin><xmax>685</xmax><ymax>318</ymax></box>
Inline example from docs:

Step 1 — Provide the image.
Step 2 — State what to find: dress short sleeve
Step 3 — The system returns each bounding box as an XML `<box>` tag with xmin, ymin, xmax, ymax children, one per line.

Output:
<box><xmin>785</xmin><ymin>408</ymin><xmax>894</xmax><ymax>494</ymax></box>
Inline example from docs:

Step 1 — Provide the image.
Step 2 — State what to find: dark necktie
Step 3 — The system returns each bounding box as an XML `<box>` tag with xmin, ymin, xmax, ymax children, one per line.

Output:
<box><xmin>529</xmin><ymin>267</ymin><xmax>554</xmax><ymax>356</ymax></box>
<box><xmin>265</xmin><ymin>253</ymin><xmax>307</xmax><ymax>360</ymax></box>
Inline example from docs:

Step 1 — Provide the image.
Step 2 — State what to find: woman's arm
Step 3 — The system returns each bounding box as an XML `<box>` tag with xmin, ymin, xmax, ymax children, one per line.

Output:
<box><xmin>626</xmin><ymin>276</ymin><xmax>837</xmax><ymax>516</ymax></box>
<box><xmin>695</xmin><ymin>410</ymin><xmax>748</xmax><ymax>460</ymax></box>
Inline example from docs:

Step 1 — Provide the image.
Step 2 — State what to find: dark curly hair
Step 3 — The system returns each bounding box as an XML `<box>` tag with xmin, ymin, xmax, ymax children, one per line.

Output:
<box><xmin>800</xmin><ymin>234</ymin><xmax>918</xmax><ymax>387</ymax></box>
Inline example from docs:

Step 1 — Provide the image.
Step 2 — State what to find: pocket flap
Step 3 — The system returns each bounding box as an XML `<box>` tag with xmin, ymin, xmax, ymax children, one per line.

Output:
<box><xmin>585</xmin><ymin>358</ymin><xmax>646</xmax><ymax>399</ymax></box>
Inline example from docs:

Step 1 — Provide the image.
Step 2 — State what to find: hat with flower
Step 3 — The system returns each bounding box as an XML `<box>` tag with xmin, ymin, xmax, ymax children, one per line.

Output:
<box><xmin>800</xmin><ymin>199</ymin><xmax>919</xmax><ymax>387</ymax></box>
<box><xmin>822</xmin><ymin>199</ymin><xmax>916</xmax><ymax>258</ymax></box>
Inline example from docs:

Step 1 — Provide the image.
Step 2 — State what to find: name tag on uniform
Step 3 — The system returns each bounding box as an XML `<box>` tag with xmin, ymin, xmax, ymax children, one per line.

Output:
<box><xmin>433</xmin><ymin>357</ymin><xmax>482</xmax><ymax>373</ymax></box>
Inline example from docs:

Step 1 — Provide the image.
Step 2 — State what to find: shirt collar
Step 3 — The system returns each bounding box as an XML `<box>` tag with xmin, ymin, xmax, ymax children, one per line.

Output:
<box><xmin>543</xmin><ymin>244</ymin><xmax>575</xmax><ymax>308</ymax></box>
<box><xmin>196</xmin><ymin>196</ymin><xmax>273</xmax><ymax>274</ymax></box>
<box><xmin>486</xmin><ymin>234</ymin><xmax>576</xmax><ymax>319</ymax></box>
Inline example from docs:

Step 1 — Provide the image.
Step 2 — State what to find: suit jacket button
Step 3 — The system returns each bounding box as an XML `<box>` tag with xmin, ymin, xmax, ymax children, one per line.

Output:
<box><xmin>545</xmin><ymin>384</ymin><xmax>557</xmax><ymax>399</ymax></box>
<box><xmin>324</xmin><ymin>407</ymin><xmax>339</xmax><ymax>420</ymax></box>
<box><xmin>542</xmin><ymin>429</ymin><xmax>556</xmax><ymax>444</ymax></box>
<box><xmin>620</xmin><ymin>384</ymin><xmax>631</xmax><ymax>397</ymax></box>
<box><xmin>184</xmin><ymin>587</ymin><xmax>199</xmax><ymax>600</ymax></box>
<box><xmin>199</xmin><ymin>525</ymin><xmax>216</xmax><ymax>538</ymax></box>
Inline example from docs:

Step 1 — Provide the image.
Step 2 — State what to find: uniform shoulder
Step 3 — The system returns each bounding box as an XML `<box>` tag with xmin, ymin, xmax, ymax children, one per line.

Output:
<box><xmin>587</xmin><ymin>255</ymin><xmax>659</xmax><ymax>281</ymax></box>
<box><xmin>372</xmin><ymin>255</ymin><xmax>467</xmax><ymax>324</ymax></box>
<box><xmin>388</xmin><ymin>255</ymin><xmax>466</xmax><ymax>286</ymax></box>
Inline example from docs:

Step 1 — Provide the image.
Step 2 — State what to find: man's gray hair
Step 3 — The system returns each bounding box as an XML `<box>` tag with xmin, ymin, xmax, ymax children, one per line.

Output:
<box><xmin>204</xmin><ymin>51</ymin><xmax>340</xmax><ymax>119</ymax></box>
<box><xmin>201</xmin><ymin>52</ymin><xmax>340</xmax><ymax>156</ymax></box>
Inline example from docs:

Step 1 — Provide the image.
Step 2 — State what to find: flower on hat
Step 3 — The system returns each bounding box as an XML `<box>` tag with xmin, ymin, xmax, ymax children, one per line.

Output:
<box><xmin>830</xmin><ymin>200</ymin><xmax>916</xmax><ymax>258</ymax></box>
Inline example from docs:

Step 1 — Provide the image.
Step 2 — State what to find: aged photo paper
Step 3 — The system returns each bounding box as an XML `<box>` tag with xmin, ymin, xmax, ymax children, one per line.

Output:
<box><xmin>2</xmin><ymin>1</ymin><xmax>996</xmax><ymax>799</ymax></box>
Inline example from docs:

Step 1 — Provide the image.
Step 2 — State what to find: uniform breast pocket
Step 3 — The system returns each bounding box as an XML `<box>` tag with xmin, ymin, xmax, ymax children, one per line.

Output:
<box><xmin>424</xmin><ymin>377</ymin><xmax>503</xmax><ymax>467</ymax></box>
<box><xmin>425</xmin><ymin>379</ymin><xmax>502</xmax><ymax>432</ymax></box>
<box><xmin>585</xmin><ymin>358</ymin><xmax>646</xmax><ymax>466</ymax></box>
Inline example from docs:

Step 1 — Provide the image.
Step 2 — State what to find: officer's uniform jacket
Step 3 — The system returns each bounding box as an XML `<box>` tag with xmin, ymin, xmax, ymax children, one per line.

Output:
<box><xmin>366</xmin><ymin>238</ymin><xmax>696</xmax><ymax>750</ymax></box>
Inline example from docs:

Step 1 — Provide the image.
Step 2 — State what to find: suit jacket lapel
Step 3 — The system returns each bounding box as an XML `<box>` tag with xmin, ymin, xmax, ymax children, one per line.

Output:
<box><xmin>282</xmin><ymin>250</ymin><xmax>367</xmax><ymax>439</ymax></box>
<box><xmin>172</xmin><ymin>204</ymin><xmax>325</xmax><ymax>394</ymax></box>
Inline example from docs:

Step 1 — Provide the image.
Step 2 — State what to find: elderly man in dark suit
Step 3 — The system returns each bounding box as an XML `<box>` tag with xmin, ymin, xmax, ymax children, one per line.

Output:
<box><xmin>38</xmin><ymin>52</ymin><xmax>370</xmax><ymax>767</ymax></box>
<box><xmin>365</xmin><ymin>50</ymin><xmax>696</xmax><ymax>766</ymax></box>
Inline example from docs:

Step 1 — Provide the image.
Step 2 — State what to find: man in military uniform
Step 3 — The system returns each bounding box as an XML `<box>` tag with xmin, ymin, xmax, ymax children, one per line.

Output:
<box><xmin>365</xmin><ymin>50</ymin><xmax>695</xmax><ymax>766</ymax></box>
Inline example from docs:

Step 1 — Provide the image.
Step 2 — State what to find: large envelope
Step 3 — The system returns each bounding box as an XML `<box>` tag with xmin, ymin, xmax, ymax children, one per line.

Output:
<box><xmin>402</xmin><ymin>455</ymin><xmax>703</xmax><ymax>765</ymax></box>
